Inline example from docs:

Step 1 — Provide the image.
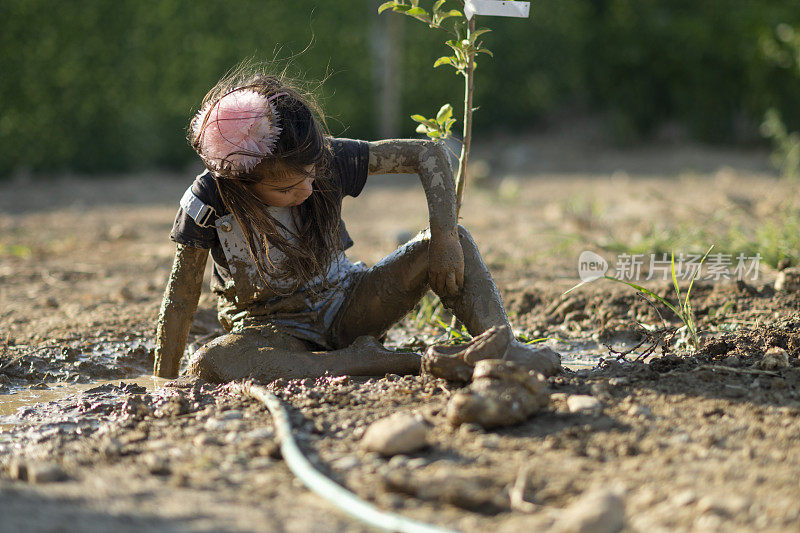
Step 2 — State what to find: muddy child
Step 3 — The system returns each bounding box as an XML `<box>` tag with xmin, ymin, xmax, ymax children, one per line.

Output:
<box><xmin>153</xmin><ymin>67</ymin><xmax>561</xmax><ymax>383</ymax></box>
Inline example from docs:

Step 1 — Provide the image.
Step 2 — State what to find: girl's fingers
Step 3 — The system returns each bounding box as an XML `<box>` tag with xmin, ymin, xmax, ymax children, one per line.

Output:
<box><xmin>445</xmin><ymin>272</ymin><xmax>458</xmax><ymax>296</ymax></box>
<box><xmin>430</xmin><ymin>271</ymin><xmax>441</xmax><ymax>295</ymax></box>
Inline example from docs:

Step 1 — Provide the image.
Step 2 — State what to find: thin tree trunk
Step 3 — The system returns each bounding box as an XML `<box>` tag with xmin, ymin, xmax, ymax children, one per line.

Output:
<box><xmin>455</xmin><ymin>16</ymin><xmax>475</xmax><ymax>215</ymax></box>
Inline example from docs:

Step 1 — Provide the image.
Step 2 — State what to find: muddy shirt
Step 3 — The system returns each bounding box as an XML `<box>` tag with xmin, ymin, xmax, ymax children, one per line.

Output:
<box><xmin>169</xmin><ymin>137</ymin><xmax>369</xmax><ymax>316</ymax></box>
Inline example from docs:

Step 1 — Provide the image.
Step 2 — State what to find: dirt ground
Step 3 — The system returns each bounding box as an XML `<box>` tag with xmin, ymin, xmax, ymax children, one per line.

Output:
<box><xmin>1</xmin><ymin>135</ymin><xmax>800</xmax><ymax>532</ymax></box>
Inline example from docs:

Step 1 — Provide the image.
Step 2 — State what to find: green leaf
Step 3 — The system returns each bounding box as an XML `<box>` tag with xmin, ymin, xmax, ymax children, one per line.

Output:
<box><xmin>436</xmin><ymin>103</ymin><xmax>453</xmax><ymax>124</ymax></box>
<box><xmin>471</xmin><ymin>28</ymin><xmax>491</xmax><ymax>41</ymax></box>
<box><xmin>377</xmin><ymin>1</ymin><xmax>397</xmax><ymax>14</ymax></box>
<box><xmin>426</xmin><ymin>131</ymin><xmax>442</xmax><ymax>138</ymax></box>
<box><xmin>392</xmin><ymin>4</ymin><xmax>410</xmax><ymax>12</ymax></box>
<box><xmin>433</xmin><ymin>56</ymin><xmax>454</xmax><ymax>68</ymax></box>
<box><xmin>432</xmin><ymin>0</ymin><xmax>446</xmax><ymax>13</ymax></box>
<box><xmin>476</xmin><ymin>48</ymin><xmax>493</xmax><ymax>57</ymax></box>
<box><xmin>440</xmin><ymin>9</ymin><xmax>462</xmax><ymax>19</ymax></box>
<box><xmin>684</xmin><ymin>245</ymin><xmax>714</xmax><ymax>314</ymax></box>
<box><xmin>406</xmin><ymin>7</ymin><xmax>428</xmax><ymax>16</ymax></box>
<box><xmin>410</xmin><ymin>114</ymin><xmax>429</xmax><ymax>123</ymax></box>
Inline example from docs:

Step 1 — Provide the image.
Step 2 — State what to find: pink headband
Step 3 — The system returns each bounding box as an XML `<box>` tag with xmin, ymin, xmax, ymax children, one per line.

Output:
<box><xmin>191</xmin><ymin>89</ymin><xmax>289</xmax><ymax>175</ymax></box>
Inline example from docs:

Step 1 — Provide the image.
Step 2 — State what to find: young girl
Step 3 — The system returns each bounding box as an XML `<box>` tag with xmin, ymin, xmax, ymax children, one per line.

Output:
<box><xmin>153</xmin><ymin>68</ymin><xmax>561</xmax><ymax>383</ymax></box>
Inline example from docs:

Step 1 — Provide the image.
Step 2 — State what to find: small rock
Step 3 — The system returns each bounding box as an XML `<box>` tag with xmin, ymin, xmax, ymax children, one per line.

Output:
<box><xmin>627</xmin><ymin>405</ymin><xmax>653</xmax><ymax>419</ymax></box>
<box><xmin>459</xmin><ymin>423</ymin><xmax>484</xmax><ymax>434</ymax></box>
<box><xmin>193</xmin><ymin>434</ymin><xmax>219</xmax><ymax>447</ymax></box>
<box><xmin>671</xmin><ymin>489</ymin><xmax>697</xmax><ymax>507</ymax></box>
<box><xmin>28</xmin><ymin>463</ymin><xmax>69</xmax><ymax>484</ymax></box>
<box><xmin>761</xmin><ymin>347</ymin><xmax>789</xmax><ymax>370</ymax></box>
<box><xmin>696</xmin><ymin>494</ymin><xmax>750</xmax><ymax>516</ymax></box>
<box><xmin>8</xmin><ymin>460</ymin><xmax>28</xmax><ymax>481</ymax></box>
<box><xmin>223</xmin><ymin>431</ymin><xmax>241</xmax><ymax>444</ymax></box>
<box><xmin>567</xmin><ymin>395</ymin><xmax>603</xmax><ymax>415</ymax></box>
<box><xmin>722</xmin><ymin>355</ymin><xmax>741</xmax><ymax>367</ymax></box>
<box><xmin>219</xmin><ymin>409</ymin><xmax>243</xmax><ymax>420</ymax></box>
<box><xmin>243</xmin><ymin>428</ymin><xmax>275</xmax><ymax>440</ymax></box>
<box><xmin>774</xmin><ymin>267</ymin><xmax>800</xmax><ymax>292</ymax></box>
<box><xmin>143</xmin><ymin>456</ymin><xmax>171</xmax><ymax>476</ymax></box>
<box><xmin>607</xmin><ymin>377</ymin><xmax>629</xmax><ymax>386</ymax></box>
<box><xmin>204</xmin><ymin>418</ymin><xmax>242</xmax><ymax>432</ymax></box>
<box><xmin>331</xmin><ymin>455</ymin><xmax>360</xmax><ymax>470</ymax></box>
<box><xmin>406</xmin><ymin>457</ymin><xmax>428</xmax><ymax>469</ymax></box>
<box><xmin>551</xmin><ymin>487</ymin><xmax>626</xmax><ymax>533</ymax></box>
<box><xmin>361</xmin><ymin>413</ymin><xmax>429</xmax><ymax>457</ymax></box>
<box><xmin>388</xmin><ymin>455</ymin><xmax>409</xmax><ymax>468</ymax></box>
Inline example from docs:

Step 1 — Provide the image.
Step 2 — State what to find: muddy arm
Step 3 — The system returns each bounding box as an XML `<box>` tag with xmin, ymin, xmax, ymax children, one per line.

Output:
<box><xmin>368</xmin><ymin>139</ymin><xmax>457</xmax><ymax>237</ymax></box>
<box><xmin>154</xmin><ymin>244</ymin><xmax>209</xmax><ymax>378</ymax></box>
<box><xmin>368</xmin><ymin>139</ymin><xmax>463</xmax><ymax>296</ymax></box>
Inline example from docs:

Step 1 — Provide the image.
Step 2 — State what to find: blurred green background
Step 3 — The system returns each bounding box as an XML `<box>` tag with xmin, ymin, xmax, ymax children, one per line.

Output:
<box><xmin>2</xmin><ymin>0</ymin><xmax>799</xmax><ymax>176</ymax></box>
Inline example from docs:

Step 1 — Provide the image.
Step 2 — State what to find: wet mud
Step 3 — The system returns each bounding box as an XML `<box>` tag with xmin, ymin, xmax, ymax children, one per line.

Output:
<box><xmin>3</xmin><ymin>168</ymin><xmax>800</xmax><ymax>531</ymax></box>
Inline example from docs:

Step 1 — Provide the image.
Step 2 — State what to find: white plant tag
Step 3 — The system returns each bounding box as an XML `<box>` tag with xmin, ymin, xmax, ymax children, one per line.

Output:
<box><xmin>464</xmin><ymin>0</ymin><xmax>530</xmax><ymax>20</ymax></box>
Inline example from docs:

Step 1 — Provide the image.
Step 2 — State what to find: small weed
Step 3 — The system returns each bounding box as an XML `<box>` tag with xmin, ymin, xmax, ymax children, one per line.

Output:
<box><xmin>567</xmin><ymin>246</ymin><xmax>713</xmax><ymax>351</ymax></box>
<box><xmin>0</xmin><ymin>243</ymin><xmax>32</xmax><ymax>258</ymax></box>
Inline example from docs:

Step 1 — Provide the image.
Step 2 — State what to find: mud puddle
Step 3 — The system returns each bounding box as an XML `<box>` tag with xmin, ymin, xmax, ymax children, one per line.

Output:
<box><xmin>0</xmin><ymin>375</ymin><xmax>167</xmax><ymax>425</ymax></box>
<box><xmin>0</xmin><ymin>335</ymin><xmax>154</xmax><ymax>385</ymax></box>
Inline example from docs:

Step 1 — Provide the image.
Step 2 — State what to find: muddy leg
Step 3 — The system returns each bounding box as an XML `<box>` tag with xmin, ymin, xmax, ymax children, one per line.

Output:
<box><xmin>332</xmin><ymin>226</ymin><xmax>560</xmax><ymax>375</ymax></box>
<box><xmin>187</xmin><ymin>327</ymin><xmax>420</xmax><ymax>384</ymax></box>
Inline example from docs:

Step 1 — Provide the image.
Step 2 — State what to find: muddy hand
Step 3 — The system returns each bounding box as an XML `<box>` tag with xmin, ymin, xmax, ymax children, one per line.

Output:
<box><xmin>428</xmin><ymin>230</ymin><xmax>464</xmax><ymax>297</ymax></box>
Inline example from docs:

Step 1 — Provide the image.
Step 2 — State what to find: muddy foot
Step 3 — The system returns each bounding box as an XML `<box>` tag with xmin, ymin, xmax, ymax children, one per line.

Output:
<box><xmin>446</xmin><ymin>359</ymin><xmax>549</xmax><ymax>428</ymax></box>
<box><xmin>422</xmin><ymin>325</ymin><xmax>561</xmax><ymax>382</ymax></box>
<box><xmin>504</xmin><ymin>341</ymin><xmax>561</xmax><ymax>377</ymax></box>
<box><xmin>422</xmin><ymin>343</ymin><xmax>474</xmax><ymax>382</ymax></box>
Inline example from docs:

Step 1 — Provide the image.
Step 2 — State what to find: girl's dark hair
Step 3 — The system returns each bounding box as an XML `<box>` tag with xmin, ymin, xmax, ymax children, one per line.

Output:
<box><xmin>189</xmin><ymin>65</ymin><xmax>341</xmax><ymax>294</ymax></box>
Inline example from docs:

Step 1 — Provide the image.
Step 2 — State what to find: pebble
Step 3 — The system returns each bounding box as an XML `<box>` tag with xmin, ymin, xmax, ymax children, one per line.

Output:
<box><xmin>551</xmin><ymin>487</ymin><xmax>626</xmax><ymax>533</ymax></box>
<box><xmin>567</xmin><ymin>395</ymin><xmax>603</xmax><ymax>416</ymax></box>
<box><xmin>27</xmin><ymin>463</ymin><xmax>69</xmax><ymax>484</ymax></box>
<box><xmin>722</xmin><ymin>355</ymin><xmax>741</xmax><ymax>367</ymax></box>
<box><xmin>388</xmin><ymin>455</ymin><xmax>409</xmax><ymax>468</ymax></box>
<box><xmin>223</xmin><ymin>431</ymin><xmax>242</xmax><ymax>444</ymax></box>
<box><xmin>192</xmin><ymin>434</ymin><xmax>219</xmax><ymax>447</ymax></box>
<box><xmin>459</xmin><ymin>423</ymin><xmax>484</xmax><ymax>434</ymax></box>
<box><xmin>608</xmin><ymin>377</ymin><xmax>629</xmax><ymax>386</ymax></box>
<box><xmin>696</xmin><ymin>494</ymin><xmax>750</xmax><ymax>516</ymax></box>
<box><xmin>331</xmin><ymin>455</ymin><xmax>360</xmax><ymax>471</ymax></box>
<box><xmin>204</xmin><ymin>418</ymin><xmax>243</xmax><ymax>432</ymax></box>
<box><xmin>671</xmin><ymin>489</ymin><xmax>697</xmax><ymax>507</ymax></box>
<box><xmin>760</xmin><ymin>347</ymin><xmax>789</xmax><ymax>370</ymax></box>
<box><xmin>8</xmin><ymin>460</ymin><xmax>28</xmax><ymax>481</ymax></box>
<box><xmin>627</xmin><ymin>405</ymin><xmax>653</xmax><ymax>419</ymax></box>
<box><xmin>361</xmin><ymin>413</ymin><xmax>429</xmax><ymax>456</ymax></box>
<box><xmin>144</xmin><ymin>455</ymin><xmax>171</xmax><ymax>476</ymax></box>
<box><xmin>774</xmin><ymin>267</ymin><xmax>800</xmax><ymax>292</ymax></box>
<box><xmin>406</xmin><ymin>457</ymin><xmax>428</xmax><ymax>469</ymax></box>
<box><xmin>219</xmin><ymin>409</ymin><xmax>243</xmax><ymax>420</ymax></box>
<box><xmin>243</xmin><ymin>428</ymin><xmax>275</xmax><ymax>440</ymax></box>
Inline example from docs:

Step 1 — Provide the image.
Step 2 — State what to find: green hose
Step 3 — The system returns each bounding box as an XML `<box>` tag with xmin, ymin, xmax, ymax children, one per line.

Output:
<box><xmin>236</xmin><ymin>382</ymin><xmax>458</xmax><ymax>533</ymax></box>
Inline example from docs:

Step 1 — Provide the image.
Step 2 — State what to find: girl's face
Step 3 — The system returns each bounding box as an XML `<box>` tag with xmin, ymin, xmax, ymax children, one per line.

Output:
<box><xmin>249</xmin><ymin>164</ymin><xmax>315</xmax><ymax>207</ymax></box>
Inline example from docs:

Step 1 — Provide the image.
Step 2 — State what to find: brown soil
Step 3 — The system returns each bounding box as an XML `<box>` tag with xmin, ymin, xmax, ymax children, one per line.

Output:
<box><xmin>1</xmin><ymin>141</ymin><xmax>800</xmax><ymax>532</ymax></box>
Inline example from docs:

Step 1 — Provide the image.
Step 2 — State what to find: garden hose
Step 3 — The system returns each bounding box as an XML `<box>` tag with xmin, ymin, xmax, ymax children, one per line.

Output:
<box><xmin>235</xmin><ymin>382</ymin><xmax>458</xmax><ymax>533</ymax></box>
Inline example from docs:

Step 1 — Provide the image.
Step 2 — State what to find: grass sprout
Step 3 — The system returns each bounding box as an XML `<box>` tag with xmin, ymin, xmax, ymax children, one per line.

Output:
<box><xmin>567</xmin><ymin>246</ymin><xmax>713</xmax><ymax>351</ymax></box>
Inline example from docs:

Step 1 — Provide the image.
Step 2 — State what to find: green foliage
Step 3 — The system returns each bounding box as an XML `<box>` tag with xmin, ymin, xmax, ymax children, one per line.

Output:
<box><xmin>567</xmin><ymin>247</ymin><xmax>713</xmax><ymax>351</ymax></box>
<box><xmin>3</xmin><ymin>1</ymin><xmax>800</xmax><ymax>175</ymax></box>
<box><xmin>761</xmin><ymin>109</ymin><xmax>800</xmax><ymax>180</ymax></box>
<box><xmin>760</xmin><ymin>24</ymin><xmax>800</xmax><ymax>180</ymax></box>
<box><xmin>379</xmin><ymin>0</ymin><xmax>494</xmax><ymax>143</ymax></box>
<box><xmin>411</xmin><ymin>103</ymin><xmax>456</xmax><ymax>139</ymax></box>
